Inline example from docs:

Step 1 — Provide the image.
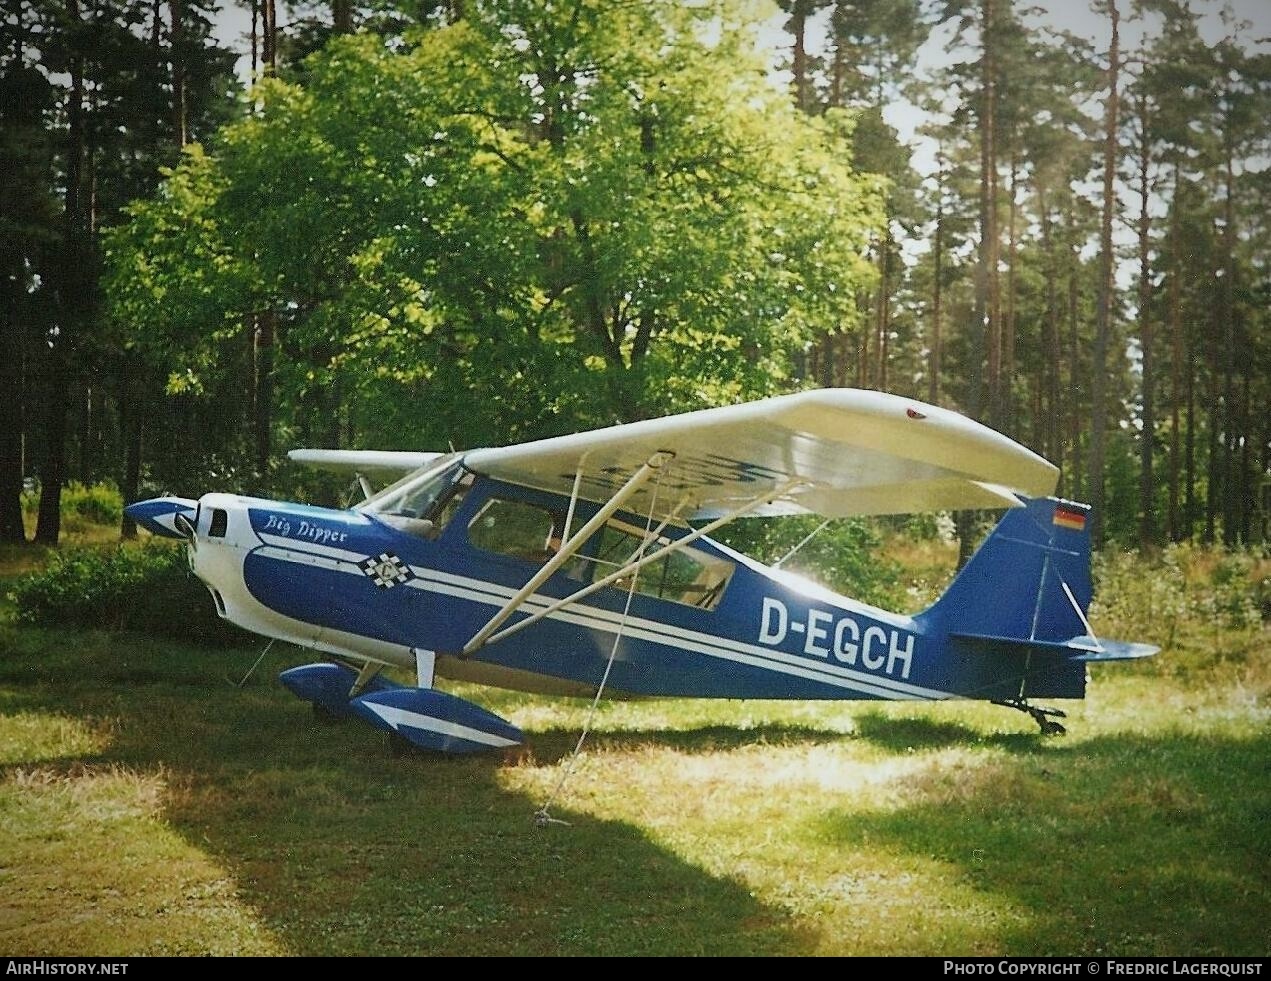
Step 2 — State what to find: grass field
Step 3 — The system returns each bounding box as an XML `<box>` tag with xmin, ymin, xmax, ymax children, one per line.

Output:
<box><xmin>0</xmin><ymin>536</ymin><xmax>1267</xmax><ymax>956</ymax></box>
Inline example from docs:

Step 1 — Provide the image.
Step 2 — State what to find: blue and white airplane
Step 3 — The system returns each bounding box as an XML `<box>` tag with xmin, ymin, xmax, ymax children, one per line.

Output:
<box><xmin>125</xmin><ymin>389</ymin><xmax>1156</xmax><ymax>754</ymax></box>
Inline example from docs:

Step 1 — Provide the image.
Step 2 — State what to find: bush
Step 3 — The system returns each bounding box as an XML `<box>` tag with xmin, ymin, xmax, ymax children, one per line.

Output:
<box><xmin>8</xmin><ymin>542</ymin><xmax>244</xmax><ymax>646</ymax></box>
<box><xmin>1090</xmin><ymin>543</ymin><xmax>1265</xmax><ymax>651</ymax></box>
<box><xmin>21</xmin><ymin>481</ymin><xmax>124</xmax><ymax>527</ymax></box>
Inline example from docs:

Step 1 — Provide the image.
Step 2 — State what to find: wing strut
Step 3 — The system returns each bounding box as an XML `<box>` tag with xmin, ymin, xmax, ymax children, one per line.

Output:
<box><xmin>478</xmin><ymin>477</ymin><xmax>805</xmax><ymax>652</ymax></box>
<box><xmin>460</xmin><ymin>451</ymin><xmax>675</xmax><ymax>656</ymax></box>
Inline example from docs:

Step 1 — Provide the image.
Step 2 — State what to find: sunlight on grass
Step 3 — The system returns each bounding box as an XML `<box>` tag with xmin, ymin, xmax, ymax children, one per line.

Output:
<box><xmin>0</xmin><ymin>711</ymin><xmax>112</xmax><ymax>765</ymax></box>
<box><xmin>489</xmin><ymin>665</ymin><xmax>1268</xmax><ymax>956</ymax></box>
<box><xmin>498</xmin><ymin>731</ymin><xmax>1036</xmax><ymax>954</ymax></box>
<box><xmin>0</xmin><ymin>750</ymin><xmax>288</xmax><ymax>955</ymax></box>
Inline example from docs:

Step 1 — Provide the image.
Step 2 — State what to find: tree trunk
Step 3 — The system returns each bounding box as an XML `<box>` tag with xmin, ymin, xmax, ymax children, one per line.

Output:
<box><xmin>261</xmin><ymin>0</ymin><xmax>277</xmax><ymax>75</ymax></box>
<box><xmin>1184</xmin><ymin>338</ymin><xmax>1195</xmax><ymax>540</ymax></box>
<box><xmin>1039</xmin><ymin>189</ymin><xmax>1061</xmax><ymax>471</ymax></box>
<box><xmin>968</xmin><ymin>0</ymin><xmax>996</xmax><ymax>428</ymax></box>
<box><xmin>1219</xmin><ymin>117</ymin><xmax>1237</xmax><ymax>546</ymax></box>
<box><xmin>978</xmin><ymin>0</ymin><xmax>998</xmax><ymax>429</ymax></box>
<box><xmin>119</xmin><ymin>354</ymin><xmax>144</xmax><ymax>539</ymax></box>
<box><xmin>1136</xmin><ymin>89</ymin><xmax>1155</xmax><ymax>548</ymax></box>
<box><xmin>1089</xmin><ymin>0</ymin><xmax>1119</xmax><ymax>546</ymax></box>
<box><xmin>829</xmin><ymin>4</ymin><xmax>846</xmax><ymax>108</ymax></box>
<box><xmin>819</xmin><ymin>335</ymin><xmax>834</xmax><ymax>389</ymax></box>
<box><xmin>928</xmin><ymin>155</ymin><xmax>944</xmax><ymax>405</ymax></box>
<box><xmin>1256</xmin><ymin>380</ymin><xmax>1269</xmax><ymax>546</ymax></box>
<box><xmin>1203</xmin><ymin>362</ymin><xmax>1219</xmax><ymax>545</ymax></box>
<box><xmin>876</xmin><ymin>231</ymin><xmax>890</xmax><ymax>391</ymax></box>
<box><xmin>1067</xmin><ymin>233</ymin><xmax>1082</xmax><ymax>503</ymax></box>
<box><xmin>36</xmin><ymin>0</ymin><xmax>87</xmax><ymax>545</ymax></box>
<box><xmin>332</xmin><ymin>0</ymin><xmax>352</xmax><ymax>33</ymax></box>
<box><xmin>170</xmin><ymin>0</ymin><xmax>187</xmax><ymax>146</ymax></box>
<box><xmin>0</xmin><ymin>266</ymin><xmax>26</xmax><ymax>543</ymax></box>
<box><xmin>78</xmin><ymin>383</ymin><xmax>94</xmax><ymax>482</ymax></box>
<box><xmin>1238</xmin><ymin>370</ymin><xmax>1250</xmax><ymax>544</ymax></box>
<box><xmin>1166</xmin><ymin>165</ymin><xmax>1182</xmax><ymax>541</ymax></box>
<box><xmin>1003</xmin><ymin>150</ymin><xmax>1018</xmax><ymax>434</ymax></box>
<box><xmin>254</xmin><ymin>311</ymin><xmax>275</xmax><ymax>483</ymax></box>
<box><xmin>789</xmin><ymin>1</ymin><xmax>810</xmax><ymax>113</ymax></box>
<box><xmin>35</xmin><ymin>357</ymin><xmax>69</xmax><ymax>545</ymax></box>
<box><xmin>959</xmin><ymin>4</ymin><xmax>997</xmax><ymax>576</ymax></box>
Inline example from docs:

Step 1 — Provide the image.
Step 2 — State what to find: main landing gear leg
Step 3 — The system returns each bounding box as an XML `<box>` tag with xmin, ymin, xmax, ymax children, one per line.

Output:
<box><xmin>993</xmin><ymin>698</ymin><xmax>1068</xmax><ymax>736</ymax></box>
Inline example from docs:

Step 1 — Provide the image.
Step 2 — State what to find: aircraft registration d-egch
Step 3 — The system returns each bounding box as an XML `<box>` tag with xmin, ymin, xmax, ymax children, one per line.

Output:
<box><xmin>126</xmin><ymin>389</ymin><xmax>1157</xmax><ymax>754</ymax></box>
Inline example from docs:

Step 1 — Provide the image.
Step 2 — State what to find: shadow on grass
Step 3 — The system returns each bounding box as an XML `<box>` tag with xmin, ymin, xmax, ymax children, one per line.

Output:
<box><xmin>812</xmin><ymin>728</ymin><xmax>1271</xmax><ymax>956</ymax></box>
<box><xmin>522</xmin><ymin>721</ymin><xmax>851</xmax><ymax>763</ymax></box>
<box><xmin>848</xmin><ymin>711</ymin><xmax>986</xmax><ymax>751</ymax></box>
<box><xmin>0</xmin><ymin>640</ymin><xmax>818</xmax><ymax>956</ymax></box>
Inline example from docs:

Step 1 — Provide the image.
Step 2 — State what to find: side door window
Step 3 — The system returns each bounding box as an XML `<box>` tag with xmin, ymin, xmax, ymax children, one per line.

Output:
<box><xmin>467</xmin><ymin>498</ymin><xmax>560</xmax><ymax>565</ymax></box>
<box><xmin>573</xmin><ymin>520</ymin><xmax>733</xmax><ymax>610</ymax></box>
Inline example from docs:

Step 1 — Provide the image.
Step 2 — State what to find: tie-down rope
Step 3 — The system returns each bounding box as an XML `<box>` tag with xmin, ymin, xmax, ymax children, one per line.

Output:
<box><xmin>534</xmin><ymin>466</ymin><xmax>666</xmax><ymax>828</ymax></box>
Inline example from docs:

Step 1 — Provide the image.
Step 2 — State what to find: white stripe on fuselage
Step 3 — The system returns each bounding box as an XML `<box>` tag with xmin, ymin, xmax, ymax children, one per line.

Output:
<box><xmin>410</xmin><ymin>567</ymin><xmax>946</xmax><ymax>701</ymax></box>
<box><xmin>362</xmin><ymin>702</ymin><xmax>519</xmax><ymax>748</ymax></box>
<box><xmin>248</xmin><ymin>541</ymin><xmax>951</xmax><ymax>701</ymax></box>
<box><xmin>257</xmin><ymin>532</ymin><xmax>370</xmax><ymax>565</ymax></box>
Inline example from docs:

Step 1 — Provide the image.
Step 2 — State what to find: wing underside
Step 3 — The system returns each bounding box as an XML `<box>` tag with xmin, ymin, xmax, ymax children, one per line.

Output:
<box><xmin>463</xmin><ymin>389</ymin><xmax>1058</xmax><ymax>521</ymax></box>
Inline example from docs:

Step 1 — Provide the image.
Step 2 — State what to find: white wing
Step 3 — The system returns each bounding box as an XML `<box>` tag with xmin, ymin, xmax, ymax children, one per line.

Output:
<box><xmin>288</xmin><ymin>449</ymin><xmax>444</xmax><ymax>475</ymax></box>
<box><xmin>464</xmin><ymin>389</ymin><xmax>1058</xmax><ymax>520</ymax></box>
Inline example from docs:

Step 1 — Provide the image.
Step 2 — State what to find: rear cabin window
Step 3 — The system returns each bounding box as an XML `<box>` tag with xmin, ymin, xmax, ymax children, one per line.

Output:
<box><xmin>468</xmin><ymin>498</ymin><xmax>560</xmax><ymax>564</ymax></box>
<box><xmin>571</xmin><ymin>520</ymin><xmax>733</xmax><ymax>611</ymax></box>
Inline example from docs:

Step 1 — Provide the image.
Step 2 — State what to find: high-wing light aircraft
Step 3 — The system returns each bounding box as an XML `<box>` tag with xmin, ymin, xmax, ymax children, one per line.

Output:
<box><xmin>125</xmin><ymin>389</ymin><xmax>1156</xmax><ymax>754</ymax></box>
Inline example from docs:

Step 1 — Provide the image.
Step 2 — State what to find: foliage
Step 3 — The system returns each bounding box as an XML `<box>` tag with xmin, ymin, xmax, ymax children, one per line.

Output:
<box><xmin>21</xmin><ymin>481</ymin><xmax>124</xmax><ymax>528</ymax></box>
<box><xmin>106</xmin><ymin>0</ymin><xmax>886</xmax><ymax>472</ymax></box>
<box><xmin>0</xmin><ymin>0</ymin><xmax>241</xmax><ymax>541</ymax></box>
<box><xmin>5</xmin><ymin>0</ymin><xmax>1269</xmax><ymax>556</ymax></box>
<box><xmin>711</xmin><ymin>514</ymin><xmax>905</xmax><ymax>609</ymax></box>
<box><xmin>7</xmin><ymin>543</ymin><xmax>243</xmax><ymax>646</ymax></box>
<box><xmin>1091</xmin><ymin>543</ymin><xmax>1267</xmax><ymax>652</ymax></box>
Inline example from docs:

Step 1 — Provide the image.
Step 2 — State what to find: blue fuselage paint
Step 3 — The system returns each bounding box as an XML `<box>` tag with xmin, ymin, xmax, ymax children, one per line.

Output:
<box><xmin>176</xmin><ymin>475</ymin><xmax>1087</xmax><ymax>703</ymax></box>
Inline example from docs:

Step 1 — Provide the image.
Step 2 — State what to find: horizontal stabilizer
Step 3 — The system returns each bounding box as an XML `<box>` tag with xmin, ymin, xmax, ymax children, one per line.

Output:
<box><xmin>351</xmin><ymin>688</ymin><xmax>523</xmax><ymax>754</ymax></box>
<box><xmin>1068</xmin><ymin>639</ymin><xmax>1160</xmax><ymax>662</ymax></box>
<box><xmin>953</xmin><ymin>632</ymin><xmax>1159</xmax><ymax>663</ymax></box>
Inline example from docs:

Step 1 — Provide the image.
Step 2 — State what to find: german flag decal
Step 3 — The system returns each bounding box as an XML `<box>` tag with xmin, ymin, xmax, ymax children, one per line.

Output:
<box><xmin>1053</xmin><ymin>503</ymin><xmax>1087</xmax><ymax>531</ymax></box>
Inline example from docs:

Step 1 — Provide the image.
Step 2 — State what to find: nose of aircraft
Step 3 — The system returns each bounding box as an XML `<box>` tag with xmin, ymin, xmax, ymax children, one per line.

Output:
<box><xmin>124</xmin><ymin>497</ymin><xmax>199</xmax><ymax>539</ymax></box>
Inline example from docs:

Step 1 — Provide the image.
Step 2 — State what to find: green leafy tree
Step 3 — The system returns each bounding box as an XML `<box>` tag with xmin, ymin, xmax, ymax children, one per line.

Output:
<box><xmin>108</xmin><ymin>0</ymin><xmax>886</xmax><ymax>481</ymax></box>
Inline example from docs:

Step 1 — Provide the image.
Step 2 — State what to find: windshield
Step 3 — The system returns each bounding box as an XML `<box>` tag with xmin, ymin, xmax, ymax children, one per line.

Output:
<box><xmin>359</xmin><ymin>453</ymin><xmax>465</xmax><ymax>517</ymax></box>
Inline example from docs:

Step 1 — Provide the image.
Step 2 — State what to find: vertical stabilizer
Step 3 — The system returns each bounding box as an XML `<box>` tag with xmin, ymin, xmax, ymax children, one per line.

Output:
<box><xmin>921</xmin><ymin>497</ymin><xmax>1093</xmax><ymax>644</ymax></box>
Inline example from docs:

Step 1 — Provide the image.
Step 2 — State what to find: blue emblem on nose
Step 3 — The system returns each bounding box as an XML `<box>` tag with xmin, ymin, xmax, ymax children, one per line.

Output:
<box><xmin>361</xmin><ymin>553</ymin><xmax>412</xmax><ymax>589</ymax></box>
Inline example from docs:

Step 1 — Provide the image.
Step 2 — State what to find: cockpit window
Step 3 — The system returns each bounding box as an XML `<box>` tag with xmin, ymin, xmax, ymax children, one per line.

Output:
<box><xmin>360</xmin><ymin>456</ymin><xmax>471</xmax><ymax>539</ymax></box>
<box><xmin>362</xmin><ymin>456</ymin><xmax>465</xmax><ymax>519</ymax></box>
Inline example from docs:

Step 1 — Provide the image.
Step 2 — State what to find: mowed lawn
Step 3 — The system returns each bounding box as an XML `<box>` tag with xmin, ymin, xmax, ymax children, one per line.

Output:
<box><xmin>0</xmin><ymin>561</ymin><xmax>1267</xmax><ymax>955</ymax></box>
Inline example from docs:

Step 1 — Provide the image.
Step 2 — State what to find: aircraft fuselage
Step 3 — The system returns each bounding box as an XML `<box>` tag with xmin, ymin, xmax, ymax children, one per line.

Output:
<box><xmin>176</xmin><ymin>466</ymin><xmax>1085</xmax><ymax>705</ymax></box>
